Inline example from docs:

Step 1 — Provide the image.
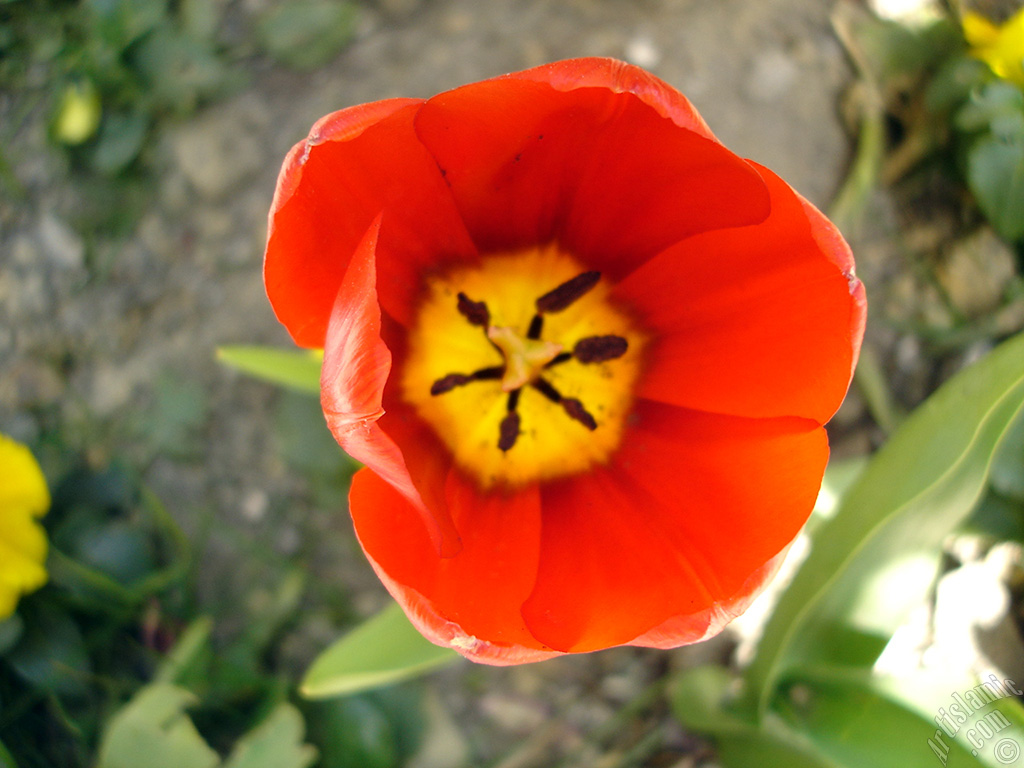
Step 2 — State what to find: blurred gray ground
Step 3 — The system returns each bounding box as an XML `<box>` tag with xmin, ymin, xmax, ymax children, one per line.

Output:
<box><xmin>0</xmin><ymin>0</ymin><xmax>855</xmax><ymax>764</ymax></box>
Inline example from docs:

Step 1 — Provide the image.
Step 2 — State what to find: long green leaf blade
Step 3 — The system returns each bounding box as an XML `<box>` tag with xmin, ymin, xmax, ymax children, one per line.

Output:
<box><xmin>676</xmin><ymin>665</ymin><xmax>1023</xmax><ymax>768</ymax></box>
<box><xmin>774</xmin><ymin>668</ymin><xmax>995</xmax><ymax>768</ymax></box>
<box><xmin>0</xmin><ymin>738</ymin><xmax>19</xmax><ymax>768</ymax></box>
<box><xmin>217</xmin><ymin>346</ymin><xmax>322</xmax><ymax>395</ymax></box>
<box><xmin>673</xmin><ymin>666</ymin><xmax>844</xmax><ymax>768</ymax></box>
<box><xmin>744</xmin><ymin>332</ymin><xmax>1024</xmax><ymax>715</ymax></box>
<box><xmin>301</xmin><ymin>602</ymin><xmax>457</xmax><ymax>699</ymax></box>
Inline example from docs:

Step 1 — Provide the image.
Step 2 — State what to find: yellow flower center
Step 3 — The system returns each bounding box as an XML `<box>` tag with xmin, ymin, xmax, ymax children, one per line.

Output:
<box><xmin>401</xmin><ymin>246</ymin><xmax>646</xmax><ymax>489</ymax></box>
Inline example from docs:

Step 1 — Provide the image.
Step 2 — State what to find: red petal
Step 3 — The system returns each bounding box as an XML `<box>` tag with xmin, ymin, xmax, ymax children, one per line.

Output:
<box><xmin>802</xmin><ymin>194</ymin><xmax>867</xmax><ymax>371</ymax></box>
<box><xmin>630</xmin><ymin>547</ymin><xmax>790</xmax><ymax>649</ymax></box>
<box><xmin>349</xmin><ymin>467</ymin><xmax>560</xmax><ymax>665</ymax></box>
<box><xmin>615</xmin><ymin>400</ymin><xmax>827</xmax><ymax>596</ymax></box>
<box><xmin>265</xmin><ymin>99</ymin><xmax>477</xmax><ymax>348</ymax></box>
<box><xmin>321</xmin><ymin>219</ymin><xmax>460</xmax><ymax>556</ymax></box>
<box><xmin>521</xmin><ymin>399</ymin><xmax>827</xmax><ymax>652</ymax></box>
<box><xmin>266</xmin><ymin>99</ymin><xmax>419</xmax><ymax>221</ymax></box>
<box><xmin>413</xmin><ymin>65</ymin><xmax>769</xmax><ymax>276</ymax></box>
<box><xmin>512</xmin><ymin>57</ymin><xmax>717</xmax><ymax>138</ymax></box>
<box><xmin>617</xmin><ymin>163</ymin><xmax>865</xmax><ymax>424</ymax></box>
<box><xmin>521</xmin><ymin>468</ymin><xmax>718</xmax><ymax>653</ymax></box>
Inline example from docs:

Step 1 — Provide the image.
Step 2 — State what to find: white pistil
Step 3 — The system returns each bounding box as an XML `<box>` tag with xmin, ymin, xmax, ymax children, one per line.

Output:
<box><xmin>486</xmin><ymin>325</ymin><xmax>563</xmax><ymax>392</ymax></box>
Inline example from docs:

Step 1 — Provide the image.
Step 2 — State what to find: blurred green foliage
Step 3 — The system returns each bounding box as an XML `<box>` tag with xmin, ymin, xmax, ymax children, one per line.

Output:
<box><xmin>0</xmin><ymin>455</ymin><xmax>425</xmax><ymax>768</ymax></box>
<box><xmin>843</xmin><ymin>3</ymin><xmax>1024</xmax><ymax>248</ymax></box>
<box><xmin>958</xmin><ymin>82</ymin><xmax>1024</xmax><ymax>242</ymax></box>
<box><xmin>0</xmin><ymin>0</ymin><xmax>359</xmax><ymax>237</ymax></box>
<box><xmin>1</xmin><ymin>0</ymin><xmax>237</xmax><ymax>174</ymax></box>
<box><xmin>257</xmin><ymin>0</ymin><xmax>358</xmax><ymax>71</ymax></box>
<box><xmin>0</xmin><ymin>462</ymin><xmax>190</xmax><ymax>766</ymax></box>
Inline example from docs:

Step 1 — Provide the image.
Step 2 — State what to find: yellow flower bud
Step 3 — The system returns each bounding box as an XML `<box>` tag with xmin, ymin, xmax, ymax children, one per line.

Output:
<box><xmin>53</xmin><ymin>81</ymin><xmax>101</xmax><ymax>146</ymax></box>
<box><xmin>964</xmin><ymin>7</ymin><xmax>1024</xmax><ymax>88</ymax></box>
<box><xmin>0</xmin><ymin>434</ymin><xmax>50</xmax><ymax>620</ymax></box>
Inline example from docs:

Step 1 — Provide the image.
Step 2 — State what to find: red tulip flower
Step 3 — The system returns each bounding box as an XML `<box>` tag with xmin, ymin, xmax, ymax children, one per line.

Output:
<box><xmin>264</xmin><ymin>58</ymin><xmax>866</xmax><ymax>664</ymax></box>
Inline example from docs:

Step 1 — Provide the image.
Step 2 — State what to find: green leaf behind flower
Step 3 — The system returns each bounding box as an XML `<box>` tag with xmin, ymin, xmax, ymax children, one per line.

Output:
<box><xmin>966</xmin><ymin>135</ymin><xmax>1024</xmax><ymax>242</ymax></box>
<box><xmin>673</xmin><ymin>666</ymin><xmax>842</xmax><ymax>768</ymax></box>
<box><xmin>301</xmin><ymin>602</ymin><xmax>457</xmax><ymax>699</ymax></box>
<box><xmin>217</xmin><ymin>346</ymin><xmax>322</xmax><ymax>395</ymax></box>
<box><xmin>0</xmin><ymin>737</ymin><xmax>19</xmax><ymax>768</ymax></box>
<box><xmin>772</xmin><ymin>668</ymin><xmax>991</xmax><ymax>768</ymax></box>
<box><xmin>222</xmin><ymin>704</ymin><xmax>317</xmax><ymax>768</ymax></box>
<box><xmin>743</xmin><ymin>331</ymin><xmax>1024</xmax><ymax>715</ymax></box>
<box><xmin>96</xmin><ymin>684</ymin><xmax>219</xmax><ymax>768</ymax></box>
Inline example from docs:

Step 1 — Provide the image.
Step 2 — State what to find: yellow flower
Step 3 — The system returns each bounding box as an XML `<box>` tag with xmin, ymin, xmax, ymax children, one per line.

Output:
<box><xmin>963</xmin><ymin>7</ymin><xmax>1024</xmax><ymax>87</ymax></box>
<box><xmin>0</xmin><ymin>434</ymin><xmax>50</xmax><ymax>620</ymax></box>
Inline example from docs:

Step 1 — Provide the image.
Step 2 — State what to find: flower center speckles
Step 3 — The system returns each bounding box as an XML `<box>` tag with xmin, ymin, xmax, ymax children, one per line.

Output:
<box><xmin>402</xmin><ymin>247</ymin><xmax>646</xmax><ymax>488</ymax></box>
<box><xmin>431</xmin><ymin>271</ymin><xmax>629</xmax><ymax>453</ymax></box>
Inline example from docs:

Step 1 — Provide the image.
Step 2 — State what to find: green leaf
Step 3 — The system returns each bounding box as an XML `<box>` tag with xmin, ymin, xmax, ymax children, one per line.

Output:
<box><xmin>744</xmin><ymin>332</ymin><xmax>1024</xmax><ymax>716</ymax></box>
<box><xmin>131</xmin><ymin>26</ymin><xmax>228</xmax><ymax>113</ymax></box>
<box><xmin>73</xmin><ymin>518</ymin><xmax>156</xmax><ymax>585</ymax></box>
<box><xmin>47</xmin><ymin>474</ymin><xmax>188</xmax><ymax>614</ymax></box>
<box><xmin>154</xmin><ymin>617</ymin><xmax>213</xmax><ymax>685</ymax></box>
<box><xmin>206</xmin><ymin>570</ymin><xmax>306</xmax><ymax>702</ymax></box>
<box><xmin>977</xmin><ymin>690</ymin><xmax>1024</xmax><ymax>766</ymax></box>
<box><xmin>7</xmin><ymin>610</ymin><xmax>91</xmax><ymax>697</ymax></box>
<box><xmin>870</xmin><ymin>670</ymin><xmax>1024</xmax><ymax>768</ymax></box>
<box><xmin>926</xmin><ymin>56</ymin><xmax>990</xmax><ymax>115</ymax></box>
<box><xmin>713</xmin><ymin>735</ymin><xmax>842</xmax><ymax>768</ymax></box>
<box><xmin>305</xmin><ymin>697</ymin><xmax>400</xmax><ymax>768</ymax></box>
<box><xmin>673</xmin><ymin>665</ymin><xmax>756</xmax><ymax>735</ymax></box>
<box><xmin>991</xmin><ymin>408</ymin><xmax>1024</xmax><ymax>501</ymax></box>
<box><xmin>257</xmin><ymin>0</ymin><xmax>358</xmax><ymax>70</ymax></box>
<box><xmin>967</xmin><ymin>135</ymin><xmax>1024</xmax><ymax>242</ymax></box>
<box><xmin>223</xmin><ymin>703</ymin><xmax>317</xmax><ymax>768</ymax></box>
<box><xmin>773</xmin><ymin>669</ymin><xmax>990</xmax><ymax>768</ymax></box>
<box><xmin>962</xmin><ymin>489</ymin><xmax>1024</xmax><ymax>542</ymax></box>
<box><xmin>672</xmin><ymin>666</ymin><xmax>842</xmax><ymax>768</ymax></box>
<box><xmin>85</xmin><ymin>0</ymin><xmax>168</xmax><ymax>51</ymax></box>
<box><xmin>52</xmin><ymin>464</ymin><xmax>136</xmax><ymax>512</ymax></box>
<box><xmin>955</xmin><ymin>82</ymin><xmax>1024</xmax><ymax>136</ymax></box>
<box><xmin>0</xmin><ymin>614</ymin><xmax>23</xmax><ymax>656</ymax></box>
<box><xmin>96</xmin><ymin>683</ymin><xmax>219</xmax><ymax>768</ymax></box>
<box><xmin>301</xmin><ymin>602</ymin><xmax>458</xmax><ymax>699</ymax></box>
<box><xmin>48</xmin><ymin>546</ymin><xmax>151</xmax><ymax>614</ymax></box>
<box><xmin>679</xmin><ymin>666</ymin><xmax>1024</xmax><ymax>768</ymax></box>
<box><xmin>90</xmin><ymin>110</ymin><xmax>149</xmax><ymax>175</ymax></box>
<box><xmin>0</xmin><ymin>737</ymin><xmax>18</xmax><ymax>768</ymax></box>
<box><xmin>811</xmin><ymin>456</ymin><xmax>869</xmax><ymax>523</ymax></box>
<box><xmin>367</xmin><ymin>685</ymin><xmax>428</xmax><ymax>760</ymax></box>
<box><xmin>217</xmin><ymin>346</ymin><xmax>322</xmax><ymax>395</ymax></box>
<box><xmin>851</xmin><ymin>14</ymin><xmax>960</xmax><ymax>82</ymax></box>
<box><xmin>242</xmin><ymin>569</ymin><xmax>305</xmax><ymax>658</ymax></box>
